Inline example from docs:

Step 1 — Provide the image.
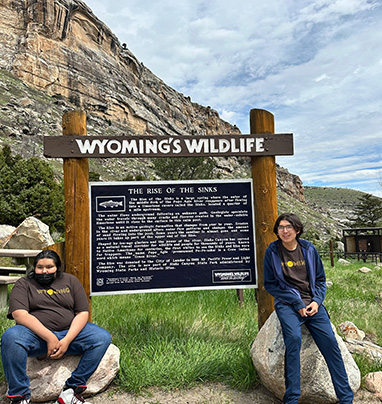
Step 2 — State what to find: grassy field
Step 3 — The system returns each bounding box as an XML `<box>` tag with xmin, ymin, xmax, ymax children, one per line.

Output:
<box><xmin>0</xmin><ymin>258</ymin><xmax>382</xmax><ymax>393</ymax></box>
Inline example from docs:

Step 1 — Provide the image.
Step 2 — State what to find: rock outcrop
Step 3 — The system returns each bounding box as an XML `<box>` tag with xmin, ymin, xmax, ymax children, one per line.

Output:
<box><xmin>276</xmin><ymin>164</ymin><xmax>305</xmax><ymax>202</ymax></box>
<box><xmin>0</xmin><ymin>0</ymin><xmax>239</xmax><ymax>140</ymax></box>
<box><xmin>0</xmin><ymin>0</ymin><xmax>305</xmax><ymax>196</ymax></box>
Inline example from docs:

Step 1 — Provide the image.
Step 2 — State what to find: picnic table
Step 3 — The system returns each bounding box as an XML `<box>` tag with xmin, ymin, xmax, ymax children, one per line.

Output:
<box><xmin>0</xmin><ymin>249</ymin><xmax>41</xmax><ymax>308</ymax></box>
<box><xmin>0</xmin><ymin>248</ymin><xmax>41</xmax><ymax>274</ymax></box>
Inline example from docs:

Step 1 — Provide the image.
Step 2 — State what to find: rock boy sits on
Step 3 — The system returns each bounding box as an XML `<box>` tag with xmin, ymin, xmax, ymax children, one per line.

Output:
<box><xmin>264</xmin><ymin>213</ymin><xmax>353</xmax><ymax>404</ymax></box>
<box><xmin>1</xmin><ymin>250</ymin><xmax>111</xmax><ymax>404</ymax></box>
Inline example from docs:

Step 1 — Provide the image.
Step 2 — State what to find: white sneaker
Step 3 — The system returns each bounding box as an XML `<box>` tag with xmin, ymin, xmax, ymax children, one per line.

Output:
<box><xmin>56</xmin><ymin>386</ymin><xmax>92</xmax><ymax>404</ymax></box>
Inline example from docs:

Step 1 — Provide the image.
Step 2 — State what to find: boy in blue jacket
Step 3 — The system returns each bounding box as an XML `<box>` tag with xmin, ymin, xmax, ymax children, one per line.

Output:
<box><xmin>264</xmin><ymin>213</ymin><xmax>353</xmax><ymax>404</ymax></box>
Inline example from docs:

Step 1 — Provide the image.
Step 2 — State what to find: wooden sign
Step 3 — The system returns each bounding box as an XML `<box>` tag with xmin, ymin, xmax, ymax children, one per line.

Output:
<box><xmin>44</xmin><ymin>133</ymin><xmax>293</xmax><ymax>158</ymax></box>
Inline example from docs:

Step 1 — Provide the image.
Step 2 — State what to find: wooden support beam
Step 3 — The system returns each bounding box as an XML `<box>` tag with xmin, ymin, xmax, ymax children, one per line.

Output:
<box><xmin>250</xmin><ymin>109</ymin><xmax>277</xmax><ymax>329</ymax></box>
<box><xmin>62</xmin><ymin>110</ymin><xmax>91</xmax><ymax>320</ymax></box>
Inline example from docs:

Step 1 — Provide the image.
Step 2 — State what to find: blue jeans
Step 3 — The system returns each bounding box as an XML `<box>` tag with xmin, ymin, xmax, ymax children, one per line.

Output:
<box><xmin>275</xmin><ymin>303</ymin><xmax>353</xmax><ymax>404</ymax></box>
<box><xmin>1</xmin><ymin>322</ymin><xmax>111</xmax><ymax>399</ymax></box>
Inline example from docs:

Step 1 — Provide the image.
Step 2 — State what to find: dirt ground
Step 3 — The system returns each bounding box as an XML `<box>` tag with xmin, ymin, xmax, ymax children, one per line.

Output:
<box><xmin>0</xmin><ymin>382</ymin><xmax>380</xmax><ymax>404</ymax></box>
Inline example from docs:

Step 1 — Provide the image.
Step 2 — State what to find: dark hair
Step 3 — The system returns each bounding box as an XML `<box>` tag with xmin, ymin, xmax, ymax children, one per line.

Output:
<box><xmin>28</xmin><ymin>249</ymin><xmax>63</xmax><ymax>279</ymax></box>
<box><xmin>273</xmin><ymin>213</ymin><xmax>304</xmax><ymax>239</ymax></box>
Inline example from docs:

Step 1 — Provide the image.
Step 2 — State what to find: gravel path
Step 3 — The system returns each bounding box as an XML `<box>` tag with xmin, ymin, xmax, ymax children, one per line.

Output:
<box><xmin>0</xmin><ymin>382</ymin><xmax>379</xmax><ymax>404</ymax></box>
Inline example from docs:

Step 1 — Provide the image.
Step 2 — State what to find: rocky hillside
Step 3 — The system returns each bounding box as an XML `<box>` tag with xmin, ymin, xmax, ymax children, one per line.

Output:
<box><xmin>0</xmin><ymin>0</ymin><xmax>303</xmax><ymax>188</ymax></box>
<box><xmin>304</xmin><ymin>186</ymin><xmax>366</xmax><ymax>226</ymax></box>
<box><xmin>0</xmin><ymin>0</ymin><xmax>239</xmax><ymax>138</ymax></box>
<box><xmin>0</xmin><ymin>0</ymin><xmax>367</xmax><ymax>244</ymax></box>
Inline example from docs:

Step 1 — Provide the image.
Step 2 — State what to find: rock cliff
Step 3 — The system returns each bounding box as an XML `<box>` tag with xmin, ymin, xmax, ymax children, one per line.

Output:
<box><xmin>0</xmin><ymin>0</ymin><xmax>239</xmax><ymax>138</ymax></box>
<box><xmin>0</xmin><ymin>0</ymin><xmax>304</xmax><ymax>201</ymax></box>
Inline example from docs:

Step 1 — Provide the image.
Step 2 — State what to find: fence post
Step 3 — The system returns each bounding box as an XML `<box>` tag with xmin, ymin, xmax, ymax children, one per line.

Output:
<box><xmin>62</xmin><ymin>110</ymin><xmax>91</xmax><ymax>320</ymax></box>
<box><xmin>250</xmin><ymin>109</ymin><xmax>277</xmax><ymax>330</ymax></box>
<box><xmin>329</xmin><ymin>240</ymin><xmax>334</xmax><ymax>267</ymax></box>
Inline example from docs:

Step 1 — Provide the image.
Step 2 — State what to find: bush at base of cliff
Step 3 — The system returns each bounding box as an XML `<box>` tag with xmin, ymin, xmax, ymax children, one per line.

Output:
<box><xmin>0</xmin><ymin>145</ymin><xmax>65</xmax><ymax>233</ymax></box>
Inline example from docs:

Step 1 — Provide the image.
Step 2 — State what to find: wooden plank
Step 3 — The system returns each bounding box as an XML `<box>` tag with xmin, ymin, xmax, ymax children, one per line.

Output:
<box><xmin>0</xmin><ymin>249</ymin><xmax>41</xmax><ymax>258</ymax></box>
<box><xmin>0</xmin><ymin>267</ymin><xmax>26</xmax><ymax>275</ymax></box>
<box><xmin>43</xmin><ymin>133</ymin><xmax>294</xmax><ymax>158</ymax></box>
<box><xmin>0</xmin><ymin>275</ymin><xmax>22</xmax><ymax>284</ymax></box>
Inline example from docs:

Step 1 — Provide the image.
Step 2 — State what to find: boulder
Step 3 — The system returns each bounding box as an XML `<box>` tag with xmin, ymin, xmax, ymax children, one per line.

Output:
<box><xmin>364</xmin><ymin>371</ymin><xmax>382</xmax><ymax>400</ymax></box>
<box><xmin>335</xmin><ymin>241</ymin><xmax>345</xmax><ymax>252</ymax></box>
<box><xmin>358</xmin><ymin>266</ymin><xmax>372</xmax><ymax>273</ymax></box>
<box><xmin>338</xmin><ymin>321</ymin><xmax>366</xmax><ymax>341</ymax></box>
<box><xmin>27</xmin><ymin>344</ymin><xmax>120</xmax><ymax>402</ymax></box>
<box><xmin>250</xmin><ymin>311</ymin><xmax>360</xmax><ymax>403</ymax></box>
<box><xmin>3</xmin><ymin>217</ymin><xmax>54</xmax><ymax>250</ymax></box>
<box><xmin>338</xmin><ymin>258</ymin><xmax>351</xmax><ymax>265</ymax></box>
<box><xmin>345</xmin><ymin>338</ymin><xmax>382</xmax><ymax>362</ymax></box>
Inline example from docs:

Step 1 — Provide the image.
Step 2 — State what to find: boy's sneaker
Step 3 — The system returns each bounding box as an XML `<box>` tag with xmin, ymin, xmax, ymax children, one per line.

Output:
<box><xmin>7</xmin><ymin>395</ymin><xmax>30</xmax><ymax>404</ymax></box>
<box><xmin>56</xmin><ymin>385</ymin><xmax>92</xmax><ymax>404</ymax></box>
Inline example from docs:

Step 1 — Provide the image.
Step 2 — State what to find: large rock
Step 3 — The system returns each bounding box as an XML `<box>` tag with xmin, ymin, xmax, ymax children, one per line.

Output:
<box><xmin>27</xmin><ymin>343</ymin><xmax>120</xmax><ymax>402</ymax></box>
<box><xmin>3</xmin><ymin>217</ymin><xmax>54</xmax><ymax>250</ymax></box>
<box><xmin>364</xmin><ymin>372</ymin><xmax>382</xmax><ymax>400</ymax></box>
<box><xmin>345</xmin><ymin>338</ymin><xmax>382</xmax><ymax>362</ymax></box>
<box><xmin>0</xmin><ymin>225</ymin><xmax>16</xmax><ymax>247</ymax></box>
<box><xmin>250</xmin><ymin>311</ymin><xmax>361</xmax><ymax>403</ymax></box>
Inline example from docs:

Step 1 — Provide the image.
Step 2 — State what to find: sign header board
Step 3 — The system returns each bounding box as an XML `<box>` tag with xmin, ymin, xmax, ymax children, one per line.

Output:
<box><xmin>44</xmin><ymin>133</ymin><xmax>293</xmax><ymax>158</ymax></box>
<box><xmin>90</xmin><ymin>179</ymin><xmax>257</xmax><ymax>295</ymax></box>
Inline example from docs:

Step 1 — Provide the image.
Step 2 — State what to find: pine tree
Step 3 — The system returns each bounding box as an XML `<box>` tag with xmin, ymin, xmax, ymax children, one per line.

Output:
<box><xmin>0</xmin><ymin>145</ymin><xmax>65</xmax><ymax>232</ymax></box>
<box><xmin>349</xmin><ymin>193</ymin><xmax>382</xmax><ymax>227</ymax></box>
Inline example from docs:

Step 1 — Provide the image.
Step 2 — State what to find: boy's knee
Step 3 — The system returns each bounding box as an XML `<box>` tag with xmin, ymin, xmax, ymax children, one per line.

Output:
<box><xmin>285</xmin><ymin>332</ymin><xmax>301</xmax><ymax>349</ymax></box>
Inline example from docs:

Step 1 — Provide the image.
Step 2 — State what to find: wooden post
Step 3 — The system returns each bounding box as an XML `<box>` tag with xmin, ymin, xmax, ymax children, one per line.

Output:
<box><xmin>236</xmin><ymin>289</ymin><xmax>244</xmax><ymax>305</ymax></box>
<box><xmin>62</xmin><ymin>111</ymin><xmax>92</xmax><ymax>320</ymax></box>
<box><xmin>45</xmin><ymin>241</ymin><xmax>65</xmax><ymax>272</ymax></box>
<box><xmin>250</xmin><ymin>109</ymin><xmax>277</xmax><ymax>329</ymax></box>
<box><xmin>329</xmin><ymin>240</ymin><xmax>334</xmax><ymax>267</ymax></box>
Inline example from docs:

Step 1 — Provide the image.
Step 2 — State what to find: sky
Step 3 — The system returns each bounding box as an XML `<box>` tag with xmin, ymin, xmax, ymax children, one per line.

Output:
<box><xmin>84</xmin><ymin>0</ymin><xmax>382</xmax><ymax>196</ymax></box>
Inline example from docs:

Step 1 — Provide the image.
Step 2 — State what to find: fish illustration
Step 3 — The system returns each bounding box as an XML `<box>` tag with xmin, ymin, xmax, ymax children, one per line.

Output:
<box><xmin>99</xmin><ymin>200</ymin><xmax>123</xmax><ymax>208</ymax></box>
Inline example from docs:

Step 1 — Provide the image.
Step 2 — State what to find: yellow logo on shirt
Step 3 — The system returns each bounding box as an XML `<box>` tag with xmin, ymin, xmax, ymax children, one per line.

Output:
<box><xmin>36</xmin><ymin>287</ymin><xmax>70</xmax><ymax>295</ymax></box>
<box><xmin>281</xmin><ymin>259</ymin><xmax>306</xmax><ymax>269</ymax></box>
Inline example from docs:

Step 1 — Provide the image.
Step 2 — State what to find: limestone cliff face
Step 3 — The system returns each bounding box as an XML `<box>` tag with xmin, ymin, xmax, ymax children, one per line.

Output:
<box><xmin>0</xmin><ymin>0</ymin><xmax>304</xmax><ymax>201</ymax></box>
<box><xmin>0</xmin><ymin>0</ymin><xmax>239</xmax><ymax>137</ymax></box>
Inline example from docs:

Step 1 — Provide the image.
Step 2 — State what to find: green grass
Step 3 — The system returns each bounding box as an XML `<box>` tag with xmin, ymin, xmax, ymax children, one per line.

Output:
<box><xmin>1</xmin><ymin>258</ymin><xmax>382</xmax><ymax>393</ymax></box>
<box><xmin>91</xmin><ymin>289</ymin><xmax>258</xmax><ymax>392</ymax></box>
<box><xmin>322</xmin><ymin>258</ymin><xmax>382</xmax><ymax>377</ymax></box>
<box><xmin>323</xmin><ymin>259</ymin><xmax>382</xmax><ymax>344</ymax></box>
